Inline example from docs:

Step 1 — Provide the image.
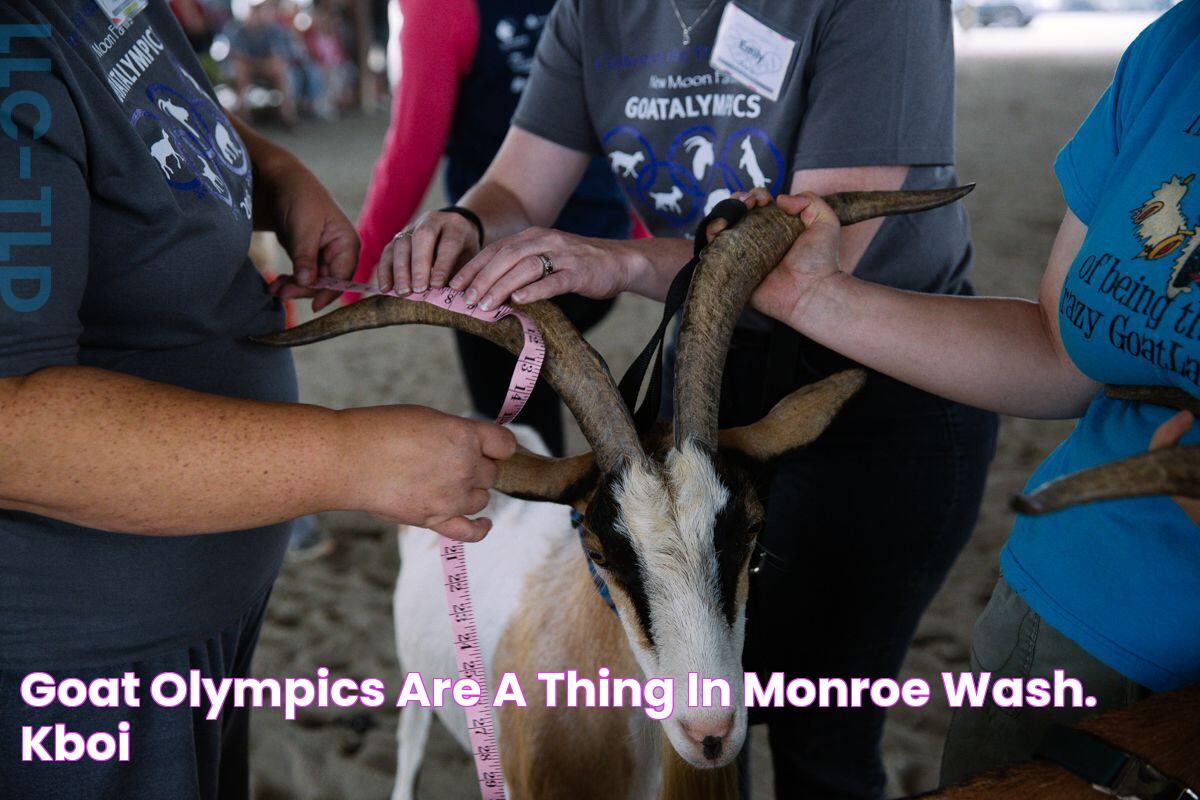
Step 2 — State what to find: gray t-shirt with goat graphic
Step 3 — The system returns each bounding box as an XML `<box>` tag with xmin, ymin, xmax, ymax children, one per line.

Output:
<box><xmin>0</xmin><ymin>0</ymin><xmax>295</xmax><ymax>669</ymax></box>
<box><xmin>514</xmin><ymin>0</ymin><xmax>975</xmax><ymax>295</ymax></box>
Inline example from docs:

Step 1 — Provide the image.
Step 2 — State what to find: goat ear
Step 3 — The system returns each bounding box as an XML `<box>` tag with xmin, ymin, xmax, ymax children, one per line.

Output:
<box><xmin>719</xmin><ymin>369</ymin><xmax>866</xmax><ymax>461</ymax></box>
<box><xmin>495</xmin><ymin>447</ymin><xmax>597</xmax><ymax>509</ymax></box>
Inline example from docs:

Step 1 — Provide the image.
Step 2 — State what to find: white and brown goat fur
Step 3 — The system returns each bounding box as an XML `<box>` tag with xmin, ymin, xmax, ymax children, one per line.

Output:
<box><xmin>255</xmin><ymin>187</ymin><xmax>977</xmax><ymax>799</ymax></box>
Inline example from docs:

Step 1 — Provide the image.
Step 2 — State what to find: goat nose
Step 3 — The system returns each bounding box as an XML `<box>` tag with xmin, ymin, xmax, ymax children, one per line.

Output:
<box><xmin>681</xmin><ymin>717</ymin><xmax>733</xmax><ymax>761</ymax></box>
<box><xmin>701</xmin><ymin>735</ymin><xmax>723</xmax><ymax>761</ymax></box>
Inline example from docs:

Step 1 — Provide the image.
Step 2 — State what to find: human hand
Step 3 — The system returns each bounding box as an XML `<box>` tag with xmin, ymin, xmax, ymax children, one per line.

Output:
<box><xmin>712</xmin><ymin>189</ymin><xmax>844</xmax><ymax>323</ymax></box>
<box><xmin>1149</xmin><ymin>409</ymin><xmax>1200</xmax><ymax>525</ymax></box>
<box><xmin>335</xmin><ymin>406</ymin><xmax>517</xmax><ymax>541</ymax></box>
<box><xmin>260</xmin><ymin>155</ymin><xmax>360</xmax><ymax>312</ymax></box>
<box><xmin>449</xmin><ymin>227</ymin><xmax>632</xmax><ymax>311</ymax></box>
<box><xmin>370</xmin><ymin>209</ymin><xmax>482</xmax><ymax>297</ymax></box>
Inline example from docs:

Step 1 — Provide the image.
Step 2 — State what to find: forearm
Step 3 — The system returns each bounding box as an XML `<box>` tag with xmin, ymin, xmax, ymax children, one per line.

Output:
<box><xmin>788</xmin><ymin>273</ymin><xmax>1099</xmax><ymax>419</ymax></box>
<box><xmin>457</xmin><ymin>127</ymin><xmax>593</xmax><ymax>245</ymax></box>
<box><xmin>620</xmin><ymin>237</ymin><xmax>696</xmax><ymax>302</ymax></box>
<box><xmin>356</xmin><ymin>104</ymin><xmax>448</xmax><ymax>279</ymax></box>
<box><xmin>614</xmin><ymin>167</ymin><xmax>909</xmax><ymax>303</ymax></box>
<box><xmin>0</xmin><ymin>367</ymin><xmax>350</xmax><ymax>535</ymax></box>
<box><xmin>458</xmin><ymin>179</ymin><xmax>544</xmax><ymax>245</ymax></box>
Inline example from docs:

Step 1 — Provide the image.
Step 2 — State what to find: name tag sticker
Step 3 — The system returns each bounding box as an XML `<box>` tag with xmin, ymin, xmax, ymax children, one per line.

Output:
<box><xmin>93</xmin><ymin>0</ymin><xmax>148</xmax><ymax>26</ymax></box>
<box><xmin>709</xmin><ymin>3</ymin><xmax>797</xmax><ymax>103</ymax></box>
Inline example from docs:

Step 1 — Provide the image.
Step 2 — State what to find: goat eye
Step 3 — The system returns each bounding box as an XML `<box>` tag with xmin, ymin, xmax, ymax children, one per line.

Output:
<box><xmin>747</xmin><ymin>520</ymin><xmax>764</xmax><ymax>537</ymax></box>
<box><xmin>585</xmin><ymin>547</ymin><xmax>606</xmax><ymax>567</ymax></box>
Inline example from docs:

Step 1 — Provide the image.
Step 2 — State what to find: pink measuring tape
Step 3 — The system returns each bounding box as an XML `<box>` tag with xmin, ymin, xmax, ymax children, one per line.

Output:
<box><xmin>310</xmin><ymin>276</ymin><xmax>543</xmax><ymax>800</ymax></box>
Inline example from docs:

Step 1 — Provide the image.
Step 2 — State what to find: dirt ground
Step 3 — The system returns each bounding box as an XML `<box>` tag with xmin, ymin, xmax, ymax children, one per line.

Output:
<box><xmin>247</xmin><ymin>21</ymin><xmax>1145</xmax><ymax>800</ymax></box>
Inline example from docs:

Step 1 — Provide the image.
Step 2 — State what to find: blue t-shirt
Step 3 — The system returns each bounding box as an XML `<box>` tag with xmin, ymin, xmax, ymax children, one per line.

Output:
<box><xmin>1002</xmin><ymin>0</ymin><xmax>1200</xmax><ymax>692</ymax></box>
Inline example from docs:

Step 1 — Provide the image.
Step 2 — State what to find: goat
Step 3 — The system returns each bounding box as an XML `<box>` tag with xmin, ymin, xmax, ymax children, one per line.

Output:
<box><xmin>254</xmin><ymin>187</ymin><xmax>974</xmax><ymax>798</ymax></box>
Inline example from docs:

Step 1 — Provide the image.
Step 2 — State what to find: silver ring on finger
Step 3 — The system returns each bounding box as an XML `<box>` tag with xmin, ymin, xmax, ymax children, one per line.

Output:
<box><xmin>538</xmin><ymin>253</ymin><xmax>555</xmax><ymax>278</ymax></box>
<box><xmin>393</xmin><ymin>230</ymin><xmax>414</xmax><ymax>242</ymax></box>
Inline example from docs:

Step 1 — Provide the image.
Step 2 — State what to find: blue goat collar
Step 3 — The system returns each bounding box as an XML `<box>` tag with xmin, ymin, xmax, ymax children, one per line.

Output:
<box><xmin>571</xmin><ymin>510</ymin><xmax>618</xmax><ymax>617</ymax></box>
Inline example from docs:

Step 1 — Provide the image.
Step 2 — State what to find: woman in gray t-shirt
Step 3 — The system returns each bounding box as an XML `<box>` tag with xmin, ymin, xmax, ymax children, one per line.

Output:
<box><xmin>0</xmin><ymin>2</ymin><xmax>512</xmax><ymax>797</ymax></box>
<box><xmin>359</xmin><ymin>1</ymin><xmax>998</xmax><ymax>795</ymax></box>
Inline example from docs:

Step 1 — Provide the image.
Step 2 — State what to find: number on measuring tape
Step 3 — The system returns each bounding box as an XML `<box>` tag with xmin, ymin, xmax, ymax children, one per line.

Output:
<box><xmin>302</xmin><ymin>277</ymin><xmax>532</xmax><ymax>799</ymax></box>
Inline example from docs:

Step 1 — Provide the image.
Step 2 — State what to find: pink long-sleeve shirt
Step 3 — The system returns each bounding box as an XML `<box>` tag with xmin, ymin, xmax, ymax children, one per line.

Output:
<box><xmin>352</xmin><ymin>0</ymin><xmax>479</xmax><ymax>301</ymax></box>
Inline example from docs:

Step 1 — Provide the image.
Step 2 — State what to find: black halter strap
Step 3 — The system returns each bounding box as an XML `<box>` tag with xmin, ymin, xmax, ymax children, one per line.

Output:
<box><xmin>617</xmin><ymin>199</ymin><xmax>748</xmax><ymax>434</ymax></box>
<box><xmin>1036</xmin><ymin>725</ymin><xmax>1198</xmax><ymax>800</ymax></box>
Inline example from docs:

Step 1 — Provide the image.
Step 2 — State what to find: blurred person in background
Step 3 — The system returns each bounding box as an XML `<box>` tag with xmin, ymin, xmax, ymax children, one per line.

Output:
<box><xmin>169</xmin><ymin>0</ymin><xmax>225</xmax><ymax>85</ymax></box>
<box><xmin>170</xmin><ymin>0</ymin><xmax>222</xmax><ymax>53</ymax></box>
<box><xmin>227</xmin><ymin>0</ymin><xmax>300</xmax><ymax>125</ymax></box>
<box><xmin>304</xmin><ymin>6</ymin><xmax>356</xmax><ymax>120</ymax></box>
<box><xmin>270</xmin><ymin>0</ymin><xmax>330</xmax><ymax>122</ymax></box>
<box><xmin>353</xmin><ymin>0</ymin><xmax>634</xmax><ymax>457</ymax></box>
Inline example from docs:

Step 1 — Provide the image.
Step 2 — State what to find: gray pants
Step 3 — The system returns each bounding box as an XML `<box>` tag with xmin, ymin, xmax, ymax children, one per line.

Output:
<box><xmin>940</xmin><ymin>578</ymin><xmax>1151</xmax><ymax>784</ymax></box>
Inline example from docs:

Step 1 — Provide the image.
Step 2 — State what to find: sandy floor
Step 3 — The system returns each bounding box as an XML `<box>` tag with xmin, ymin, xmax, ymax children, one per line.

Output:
<box><xmin>247</xmin><ymin>29</ymin><xmax>1137</xmax><ymax>800</ymax></box>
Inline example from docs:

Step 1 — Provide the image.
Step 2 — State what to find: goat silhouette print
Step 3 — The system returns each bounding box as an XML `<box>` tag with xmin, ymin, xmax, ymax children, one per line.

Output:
<box><xmin>214</xmin><ymin>122</ymin><xmax>248</xmax><ymax>175</ymax></box>
<box><xmin>704</xmin><ymin>188</ymin><xmax>732</xmax><ymax>215</ymax></box>
<box><xmin>649</xmin><ymin>185</ymin><xmax>684</xmax><ymax>214</ymax></box>
<box><xmin>198</xmin><ymin>156</ymin><xmax>232</xmax><ymax>205</ymax></box>
<box><xmin>738</xmin><ymin>137</ymin><xmax>770</xmax><ymax>188</ymax></box>
<box><xmin>149</xmin><ymin>129</ymin><xmax>183</xmax><ymax>180</ymax></box>
<box><xmin>683</xmin><ymin>135</ymin><xmax>715</xmax><ymax>181</ymax></box>
<box><xmin>601</xmin><ymin>124</ymin><xmax>785</xmax><ymax>229</ymax></box>
<box><xmin>134</xmin><ymin>108</ymin><xmax>198</xmax><ymax>193</ymax></box>
<box><xmin>157</xmin><ymin>96</ymin><xmax>202</xmax><ymax>141</ymax></box>
<box><xmin>609</xmin><ymin>150</ymin><xmax>646</xmax><ymax>178</ymax></box>
<box><xmin>1131</xmin><ymin>174</ymin><xmax>1200</xmax><ymax>297</ymax></box>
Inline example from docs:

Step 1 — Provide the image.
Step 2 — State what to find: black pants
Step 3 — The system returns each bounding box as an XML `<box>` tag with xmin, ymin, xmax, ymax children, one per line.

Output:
<box><xmin>722</xmin><ymin>333</ymin><xmax>999</xmax><ymax>799</ymax></box>
<box><xmin>456</xmin><ymin>293</ymin><xmax>614</xmax><ymax>456</ymax></box>
<box><xmin>0</xmin><ymin>587</ymin><xmax>271</xmax><ymax>800</ymax></box>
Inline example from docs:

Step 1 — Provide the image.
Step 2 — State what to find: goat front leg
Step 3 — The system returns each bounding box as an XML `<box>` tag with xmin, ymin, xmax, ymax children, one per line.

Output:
<box><xmin>392</xmin><ymin>704</ymin><xmax>432</xmax><ymax>800</ymax></box>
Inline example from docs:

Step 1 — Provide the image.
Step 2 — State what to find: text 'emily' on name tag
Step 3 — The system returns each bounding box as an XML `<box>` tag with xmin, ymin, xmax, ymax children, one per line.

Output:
<box><xmin>709</xmin><ymin>3</ymin><xmax>797</xmax><ymax>103</ymax></box>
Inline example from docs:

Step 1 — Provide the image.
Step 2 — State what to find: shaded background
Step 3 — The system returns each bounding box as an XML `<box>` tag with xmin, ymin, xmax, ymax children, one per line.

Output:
<box><xmin>212</xmin><ymin>8</ymin><xmax>1176</xmax><ymax>799</ymax></box>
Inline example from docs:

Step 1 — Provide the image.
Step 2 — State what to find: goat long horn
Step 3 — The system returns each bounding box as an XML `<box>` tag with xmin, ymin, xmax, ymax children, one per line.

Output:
<box><xmin>1012</xmin><ymin>446</ymin><xmax>1200</xmax><ymax>515</ymax></box>
<box><xmin>1106</xmin><ymin>385</ymin><xmax>1200</xmax><ymax>415</ymax></box>
<box><xmin>1011</xmin><ymin>383</ymin><xmax>1200</xmax><ymax>515</ymax></box>
<box><xmin>673</xmin><ymin>185</ymin><xmax>975</xmax><ymax>450</ymax></box>
<box><xmin>252</xmin><ymin>295</ymin><xmax>643</xmax><ymax>474</ymax></box>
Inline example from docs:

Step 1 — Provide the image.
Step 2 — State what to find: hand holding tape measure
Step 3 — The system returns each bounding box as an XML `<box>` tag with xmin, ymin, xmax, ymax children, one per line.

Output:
<box><xmin>303</xmin><ymin>276</ymin><xmax>543</xmax><ymax>800</ymax></box>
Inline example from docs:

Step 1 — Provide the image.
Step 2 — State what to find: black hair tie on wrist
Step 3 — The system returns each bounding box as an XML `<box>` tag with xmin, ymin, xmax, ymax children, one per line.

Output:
<box><xmin>440</xmin><ymin>205</ymin><xmax>485</xmax><ymax>250</ymax></box>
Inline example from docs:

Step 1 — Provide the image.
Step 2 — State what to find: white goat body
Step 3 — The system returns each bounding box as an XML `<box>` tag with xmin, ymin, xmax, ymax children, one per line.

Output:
<box><xmin>392</xmin><ymin>426</ymin><xmax>660</xmax><ymax>800</ymax></box>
